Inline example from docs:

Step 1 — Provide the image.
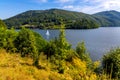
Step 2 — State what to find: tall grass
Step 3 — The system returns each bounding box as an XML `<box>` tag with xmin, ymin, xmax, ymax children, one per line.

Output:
<box><xmin>0</xmin><ymin>49</ymin><xmax>117</xmax><ymax>80</ymax></box>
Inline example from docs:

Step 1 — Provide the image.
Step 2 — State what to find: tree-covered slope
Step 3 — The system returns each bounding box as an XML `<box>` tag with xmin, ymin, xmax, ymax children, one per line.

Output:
<box><xmin>4</xmin><ymin>9</ymin><xmax>99</xmax><ymax>29</ymax></box>
<box><xmin>4</xmin><ymin>9</ymin><xmax>120</xmax><ymax>28</ymax></box>
<box><xmin>93</xmin><ymin>10</ymin><xmax>120</xmax><ymax>27</ymax></box>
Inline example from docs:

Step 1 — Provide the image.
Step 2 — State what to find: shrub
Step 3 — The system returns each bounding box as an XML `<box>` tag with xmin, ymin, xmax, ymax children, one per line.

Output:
<box><xmin>5</xmin><ymin>28</ymin><xmax>18</xmax><ymax>52</ymax></box>
<box><xmin>14</xmin><ymin>27</ymin><xmax>37</xmax><ymax>57</ymax></box>
<box><xmin>44</xmin><ymin>26</ymin><xmax>71</xmax><ymax>60</ymax></box>
<box><xmin>33</xmin><ymin>31</ymin><xmax>47</xmax><ymax>53</ymax></box>
<box><xmin>0</xmin><ymin>19</ymin><xmax>7</xmax><ymax>29</ymax></box>
<box><xmin>0</xmin><ymin>28</ymin><xmax>7</xmax><ymax>48</ymax></box>
<box><xmin>44</xmin><ymin>40</ymin><xmax>58</xmax><ymax>59</ymax></box>
<box><xmin>76</xmin><ymin>42</ymin><xmax>92</xmax><ymax>64</ymax></box>
<box><xmin>14</xmin><ymin>27</ymin><xmax>40</xmax><ymax>66</ymax></box>
<box><xmin>103</xmin><ymin>48</ymin><xmax>120</xmax><ymax>78</ymax></box>
<box><xmin>0</xmin><ymin>27</ymin><xmax>17</xmax><ymax>52</ymax></box>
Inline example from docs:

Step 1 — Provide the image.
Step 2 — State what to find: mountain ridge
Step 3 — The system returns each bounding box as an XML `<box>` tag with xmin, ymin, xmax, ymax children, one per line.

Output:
<box><xmin>4</xmin><ymin>9</ymin><xmax>120</xmax><ymax>29</ymax></box>
<box><xmin>92</xmin><ymin>10</ymin><xmax>120</xmax><ymax>27</ymax></box>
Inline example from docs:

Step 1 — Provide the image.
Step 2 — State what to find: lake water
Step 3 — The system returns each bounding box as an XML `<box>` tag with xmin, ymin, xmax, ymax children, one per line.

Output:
<box><xmin>33</xmin><ymin>27</ymin><xmax>120</xmax><ymax>61</ymax></box>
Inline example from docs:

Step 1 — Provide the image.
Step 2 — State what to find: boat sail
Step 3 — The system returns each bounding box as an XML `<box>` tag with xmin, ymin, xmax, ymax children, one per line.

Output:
<box><xmin>46</xmin><ymin>30</ymin><xmax>50</xmax><ymax>36</ymax></box>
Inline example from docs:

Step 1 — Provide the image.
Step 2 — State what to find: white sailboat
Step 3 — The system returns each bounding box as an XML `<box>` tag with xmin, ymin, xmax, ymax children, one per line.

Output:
<box><xmin>46</xmin><ymin>30</ymin><xmax>50</xmax><ymax>36</ymax></box>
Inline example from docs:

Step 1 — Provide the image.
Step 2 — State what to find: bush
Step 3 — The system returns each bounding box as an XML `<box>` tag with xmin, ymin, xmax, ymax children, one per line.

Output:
<box><xmin>5</xmin><ymin>28</ymin><xmax>18</xmax><ymax>52</ymax></box>
<box><xmin>76</xmin><ymin>42</ymin><xmax>92</xmax><ymax>64</ymax></box>
<box><xmin>0</xmin><ymin>19</ymin><xmax>7</xmax><ymax>29</ymax></box>
<box><xmin>44</xmin><ymin>26</ymin><xmax>71</xmax><ymax>60</ymax></box>
<box><xmin>44</xmin><ymin>40</ymin><xmax>57</xmax><ymax>59</ymax></box>
<box><xmin>14</xmin><ymin>27</ymin><xmax>40</xmax><ymax>66</ymax></box>
<box><xmin>0</xmin><ymin>28</ymin><xmax>7</xmax><ymax>48</ymax></box>
<box><xmin>14</xmin><ymin>27</ymin><xmax>37</xmax><ymax>57</ymax></box>
<box><xmin>0</xmin><ymin>27</ymin><xmax>17</xmax><ymax>52</ymax></box>
<box><xmin>33</xmin><ymin>31</ymin><xmax>47</xmax><ymax>53</ymax></box>
<box><xmin>0</xmin><ymin>26</ymin><xmax>47</xmax><ymax>66</ymax></box>
<box><xmin>103</xmin><ymin>48</ymin><xmax>120</xmax><ymax>78</ymax></box>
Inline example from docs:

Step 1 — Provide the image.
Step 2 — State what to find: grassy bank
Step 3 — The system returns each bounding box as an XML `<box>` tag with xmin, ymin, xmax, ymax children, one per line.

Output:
<box><xmin>0</xmin><ymin>49</ymin><xmax>115</xmax><ymax>80</ymax></box>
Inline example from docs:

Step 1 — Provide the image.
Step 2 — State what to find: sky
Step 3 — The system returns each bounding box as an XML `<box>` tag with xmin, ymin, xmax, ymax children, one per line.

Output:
<box><xmin>1</xmin><ymin>0</ymin><xmax>120</xmax><ymax>19</ymax></box>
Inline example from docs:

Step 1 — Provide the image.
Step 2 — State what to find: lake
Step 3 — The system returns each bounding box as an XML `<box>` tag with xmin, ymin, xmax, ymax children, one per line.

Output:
<box><xmin>33</xmin><ymin>27</ymin><xmax>120</xmax><ymax>61</ymax></box>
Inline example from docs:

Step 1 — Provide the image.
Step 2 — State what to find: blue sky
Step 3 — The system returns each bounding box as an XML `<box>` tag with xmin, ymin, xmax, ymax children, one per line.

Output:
<box><xmin>1</xmin><ymin>0</ymin><xmax>120</xmax><ymax>19</ymax></box>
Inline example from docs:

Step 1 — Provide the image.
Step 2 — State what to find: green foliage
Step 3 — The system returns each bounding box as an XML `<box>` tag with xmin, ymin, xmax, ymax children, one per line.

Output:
<box><xmin>0</xmin><ymin>28</ymin><xmax>6</xmax><ymax>48</ymax></box>
<box><xmin>14</xmin><ymin>27</ymin><xmax>37</xmax><ymax>57</ymax></box>
<box><xmin>93</xmin><ymin>10</ymin><xmax>120</xmax><ymax>27</ymax></box>
<box><xmin>33</xmin><ymin>31</ymin><xmax>47</xmax><ymax>52</ymax></box>
<box><xmin>76</xmin><ymin>42</ymin><xmax>86</xmax><ymax>54</ymax></box>
<box><xmin>0</xmin><ymin>27</ymin><xmax>17</xmax><ymax>52</ymax></box>
<box><xmin>0</xmin><ymin>20</ymin><xmax>7</xmax><ymax>48</ymax></box>
<box><xmin>13</xmin><ymin>27</ymin><xmax>45</xmax><ymax>66</ymax></box>
<box><xmin>0</xmin><ymin>19</ymin><xmax>7</xmax><ymax>29</ymax></box>
<box><xmin>44</xmin><ymin>25</ymin><xmax>71</xmax><ymax>60</ymax></box>
<box><xmin>4</xmin><ymin>9</ymin><xmax>99</xmax><ymax>29</ymax></box>
<box><xmin>0</xmin><ymin>24</ymin><xmax>47</xmax><ymax>67</ymax></box>
<box><xmin>66</xmin><ymin>18</ymin><xmax>99</xmax><ymax>29</ymax></box>
<box><xmin>44</xmin><ymin>40</ymin><xmax>57</xmax><ymax>59</ymax></box>
<box><xmin>57</xmin><ymin>26</ymin><xmax>71</xmax><ymax>50</ymax></box>
<box><xmin>0</xmin><ymin>21</ymin><xmax>118</xmax><ymax>80</ymax></box>
<box><xmin>32</xmin><ymin>32</ymin><xmax>47</xmax><ymax>66</ymax></box>
<box><xmin>4</xmin><ymin>9</ymin><xmax>120</xmax><ymax>28</ymax></box>
<box><xmin>76</xmin><ymin>42</ymin><xmax>92</xmax><ymax>65</ymax></box>
<box><xmin>54</xmin><ymin>25</ymin><xmax>71</xmax><ymax>60</ymax></box>
<box><xmin>103</xmin><ymin>48</ymin><xmax>120</xmax><ymax>78</ymax></box>
<box><xmin>5</xmin><ymin>28</ymin><xmax>18</xmax><ymax>52</ymax></box>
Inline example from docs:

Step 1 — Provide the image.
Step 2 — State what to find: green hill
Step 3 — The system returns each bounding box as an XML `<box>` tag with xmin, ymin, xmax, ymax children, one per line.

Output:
<box><xmin>93</xmin><ymin>10</ymin><xmax>120</xmax><ymax>27</ymax></box>
<box><xmin>4</xmin><ymin>9</ymin><xmax>99</xmax><ymax>29</ymax></box>
<box><xmin>4</xmin><ymin>9</ymin><xmax>120</xmax><ymax>28</ymax></box>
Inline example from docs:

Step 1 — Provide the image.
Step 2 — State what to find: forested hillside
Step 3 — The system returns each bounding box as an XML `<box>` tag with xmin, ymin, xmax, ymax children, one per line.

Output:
<box><xmin>4</xmin><ymin>9</ymin><xmax>120</xmax><ymax>29</ymax></box>
<box><xmin>93</xmin><ymin>10</ymin><xmax>120</xmax><ymax>27</ymax></box>
<box><xmin>4</xmin><ymin>9</ymin><xmax>99</xmax><ymax>29</ymax></box>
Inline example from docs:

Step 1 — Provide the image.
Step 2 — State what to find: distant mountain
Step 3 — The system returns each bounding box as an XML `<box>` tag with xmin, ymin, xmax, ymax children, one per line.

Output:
<box><xmin>4</xmin><ymin>9</ymin><xmax>99</xmax><ymax>29</ymax></box>
<box><xmin>4</xmin><ymin>9</ymin><xmax>120</xmax><ymax>29</ymax></box>
<box><xmin>93</xmin><ymin>10</ymin><xmax>120</xmax><ymax>27</ymax></box>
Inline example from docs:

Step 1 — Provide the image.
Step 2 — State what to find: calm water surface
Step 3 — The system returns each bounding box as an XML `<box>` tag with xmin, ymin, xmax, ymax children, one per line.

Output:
<box><xmin>33</xmin><ymin>27</ymin><xmax>120</xmax><ymax>61</ymax></box>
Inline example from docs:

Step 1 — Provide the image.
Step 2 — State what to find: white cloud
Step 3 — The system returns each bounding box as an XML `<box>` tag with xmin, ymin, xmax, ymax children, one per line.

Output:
<box><xmin>103</xmin><ymin>0</ymin><xmax>120</xmax><ymax>10</ymax></box>
<box><xmin>63</xmin><ymin>5</ymin><xmax>74</xmax><ymax>9</ymax></box>
<box><xmin>63</xmin><ymin>5</ymin><xmax>82</xmax><ymax>12</ymax></box>
<box><xmin>55</xmin><ymin>0</ymin><xmax>75</xmax><ymax>3</ymax></box>
<box><xmin>63</xmin><ymin>0</ymin><xmax>120</xmax><ymax>14</ymax></box>
<box><xmin>85</xmin><ymin>0</ymin><xmax>120</xmax><ymax>10</ymax></box>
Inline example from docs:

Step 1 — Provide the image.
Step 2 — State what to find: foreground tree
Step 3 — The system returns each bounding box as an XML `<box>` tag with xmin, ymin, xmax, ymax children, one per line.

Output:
<box><xmin>5</xmin><ymin>28</ymin><xmax>17</xmax><ymax>52</ymax></box>
<box><xmin>0</xmin><ymin>19</ymin><xmax>7</xmax><ymax>48</ymax></box>
<box><xmin>76</xmin><ymin>42</ymin><xmax>92</xmax><ymax>65</ymax></box>
<box><xmin>103</xmin><ymin>48</ymin><xmax>120</xmax><ymax>78</ymax></box>
<box><xmin>14</xmin><ymin>27</ymin><xmax>39</xmax><ymax>66</ymax></box>
<box><xmin>0</xmin><ymin>19</ymin><xmax>7</xmax><ymax>29</ymax></box>
<box><xmin>0</xmin><ymin>28</ymin><xmax>7</xmax><ymax>48</ymax></box>
<box><xmin>46</xmin><ymin>25</ymin><xmax>71</xmax><ymax>60</ymax></box>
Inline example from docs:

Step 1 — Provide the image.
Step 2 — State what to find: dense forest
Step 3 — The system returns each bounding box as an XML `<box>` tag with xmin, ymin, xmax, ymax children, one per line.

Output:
<box><xmin>0</xmin><ymin>19</ymin><xmax>120</xmax><ymax>80</ymax></box>
<box><xmin>4</xmin><ymin>9</ymin><xmax>120</xmax><ymax>29</ymax></box>
<box><xmin>93</xmin><ymin>10</ymin><xmax>120</xmax><ymax>27</ymax></box>
<box><xmin>4</xmin><ymin>9</ymin><xmax>99</xmax><ymax>29</ymax></box>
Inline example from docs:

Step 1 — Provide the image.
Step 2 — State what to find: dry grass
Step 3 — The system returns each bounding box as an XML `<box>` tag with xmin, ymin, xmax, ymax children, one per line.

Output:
<box><xmin>0</xmin><ymin>49</ymin><xmax>117</xmax><ymax>80</ymax></box>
